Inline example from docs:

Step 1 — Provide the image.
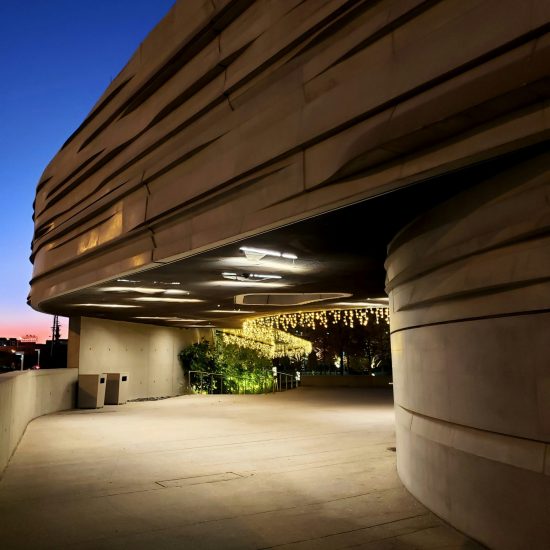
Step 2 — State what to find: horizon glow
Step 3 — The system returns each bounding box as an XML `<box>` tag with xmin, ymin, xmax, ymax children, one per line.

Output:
<box><xmin>0</xmin><ymin>1</ymin><xmax>175</xmax><ymax>344</ymax></box>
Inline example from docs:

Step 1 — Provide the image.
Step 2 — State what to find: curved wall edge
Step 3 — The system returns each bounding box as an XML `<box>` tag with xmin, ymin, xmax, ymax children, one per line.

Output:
<box><xmin>387</xmin><ymin>153</ymin><xmax>550</xmax><ymax>548</ymax></box>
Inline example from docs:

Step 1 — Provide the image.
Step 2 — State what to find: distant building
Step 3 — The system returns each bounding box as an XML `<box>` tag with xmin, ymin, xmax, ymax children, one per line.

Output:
<box><xmin>0</xmin><ymin>337</ymin><xmax>18</xmax><ymax>347</ymax></box>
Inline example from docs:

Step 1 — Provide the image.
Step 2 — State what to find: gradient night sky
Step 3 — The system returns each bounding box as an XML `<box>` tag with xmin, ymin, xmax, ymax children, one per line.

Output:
<box><xmin>0</xmin><ymin>1</ymin><xmax>175</xmax><ymax>342</ymax></box>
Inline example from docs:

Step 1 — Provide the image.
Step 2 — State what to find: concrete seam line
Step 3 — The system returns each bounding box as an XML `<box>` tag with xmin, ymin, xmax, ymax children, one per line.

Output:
<box><xmin>397</xmin><ymin>405</ymin><xmax>547</xmax><ymax>474</ymax></box>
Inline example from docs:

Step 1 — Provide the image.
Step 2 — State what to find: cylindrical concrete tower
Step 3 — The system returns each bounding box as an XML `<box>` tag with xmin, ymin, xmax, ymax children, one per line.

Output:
<box><xmin>386</xmin><ymin>152</ymin><xmax>550</xmax><ymax>548</ymax></box>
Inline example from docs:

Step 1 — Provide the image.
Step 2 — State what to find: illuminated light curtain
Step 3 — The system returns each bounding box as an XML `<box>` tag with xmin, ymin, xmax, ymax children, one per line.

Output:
<box><xmin>243</xmin><ymin>307</ymin><xmax>390</xmax><ymax>333</ymax></box>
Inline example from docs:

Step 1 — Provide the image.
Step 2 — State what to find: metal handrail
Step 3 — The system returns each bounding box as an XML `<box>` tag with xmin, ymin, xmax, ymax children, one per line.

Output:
<box><xmin>187</xmin><ymin>370</ymin><xmax>299</xmax><ymax>394</ymax></box>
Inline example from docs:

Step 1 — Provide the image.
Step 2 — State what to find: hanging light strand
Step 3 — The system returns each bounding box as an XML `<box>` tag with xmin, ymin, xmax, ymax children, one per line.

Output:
<box><xmin>243</xmin><ymin>307</ymin><xmax>389</xmax><ymax>334</ymax></box>
<box><xmin>219</xmin><ymin>326</ymin><xmax>312</xmax><ymax>359</ymax></box>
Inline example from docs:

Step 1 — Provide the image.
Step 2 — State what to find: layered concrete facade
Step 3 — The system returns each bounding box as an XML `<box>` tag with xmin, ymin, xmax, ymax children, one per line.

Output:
<box><xmin>31</xmin><ymin>0</ymin><xmax>550</xmax><ymax>308</ymax></box>
<box><xmin>30</xmin><ymin>1</ymin><xmax>550</xmax><ymax>547</ymax></box>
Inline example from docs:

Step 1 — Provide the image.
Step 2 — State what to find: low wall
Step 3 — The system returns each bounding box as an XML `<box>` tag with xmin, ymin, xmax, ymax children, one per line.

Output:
<box><xmin>301</xmin><ymin>375</ymin><xmax>392</xmax><ymax>388</ymax></box>
<box><xmin>0</xmin><ymin>369</ymin><xmax>77</xmax><ymax>473</ymax></box>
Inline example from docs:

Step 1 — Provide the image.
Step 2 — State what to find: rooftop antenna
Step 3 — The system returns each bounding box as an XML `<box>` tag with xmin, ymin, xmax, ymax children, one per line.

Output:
<box><xmin>50</xmin><ymin>315</ymin><xmax>60</xmax><ymax>357</ymax></box>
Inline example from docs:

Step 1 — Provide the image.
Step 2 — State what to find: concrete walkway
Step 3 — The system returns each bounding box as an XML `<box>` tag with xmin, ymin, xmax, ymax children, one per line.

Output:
<box><xmin>0</xmin><ymin>388</ymin><xmax>482</xmax><ymax>549</ymax></box>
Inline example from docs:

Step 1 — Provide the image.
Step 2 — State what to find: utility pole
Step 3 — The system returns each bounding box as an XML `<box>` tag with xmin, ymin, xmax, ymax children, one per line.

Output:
<box><xmin>50</xmin><ymin>315</ymin><xmax>60</xmax><ymax>358</ymax></box>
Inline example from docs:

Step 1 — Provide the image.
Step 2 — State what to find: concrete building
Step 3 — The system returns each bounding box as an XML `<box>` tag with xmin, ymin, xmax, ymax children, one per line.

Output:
<box><xmin>28</xmin><ymin>1</ymin><xmax>550</xmax><ymax>547</ymax></box>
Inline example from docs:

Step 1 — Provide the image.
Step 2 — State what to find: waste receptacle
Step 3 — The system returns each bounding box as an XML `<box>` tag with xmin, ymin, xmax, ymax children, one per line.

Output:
<box><xmin>78</xmin><ymin>374</ymin><xmax>107</xmax><ymax>408</ymax></box>
<box><xmin>105</xmin><ymin>372</ymin><xmax>129</xmax><ymax>405</ymax></box>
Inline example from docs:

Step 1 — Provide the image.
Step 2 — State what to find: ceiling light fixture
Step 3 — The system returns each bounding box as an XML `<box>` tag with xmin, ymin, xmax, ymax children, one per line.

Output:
<box><xmin>222</xmin><ymin>272</ymin><xmax>282</xmax><ymax>282</ymax></box>
<box><xmin>74</xmin><ymin>303</ymin><xmax>139</xmax><ymax>308</ymax></box>
<box><xmin>101</xmin><ymin>287</ymin><xmax>160</xmax><ymax>294</ymax></box>
<box><xmin>239</xmin><ymin>246</ymin><xmax>298</xmax><ymax>262</ymax></box>
<box><xmin>134</xmin><ymin>316</ymin><xmax>206</xmax><ymax>321</ymax></box>
<box><xmin>206</xmin><ymin>309</ymin><xmax>256</xmax><ymax>314</ymax></box>
<box><xmin>219</xmin><ymin>257</ymin><xmax>308</xmax><ymax>273</ymax></box>
<box><xmin>132</xmin><ymin>297</ymin><xmax>203</xmax><ymax>303</ymax></box>
<box><xmin>101</xmin><ymin>286</ymin><xmax>190</xmax><ymax>295</ymax></box>
<box><xmin>334</xmin><ymin>300</ymin><xmax>388</xmax><ymax>307</ymax></box>
<box><xmin>207</xmin><ymin>281</ymin><xmax>287</xmax><ymax>288</ymax></box>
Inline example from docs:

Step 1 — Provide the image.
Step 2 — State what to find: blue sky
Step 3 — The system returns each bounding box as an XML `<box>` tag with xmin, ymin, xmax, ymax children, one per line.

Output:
<box><xmin>0</xmin><ymin>0</ymin><xmax>175</xmax><ymax>341</ymax></box>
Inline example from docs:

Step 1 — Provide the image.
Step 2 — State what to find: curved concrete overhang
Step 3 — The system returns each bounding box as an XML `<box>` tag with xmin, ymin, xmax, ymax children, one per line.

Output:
<box><xmin>30</xmin><ymin>0</ymin><xmax>550</xmax><ymax>320</ymax></box>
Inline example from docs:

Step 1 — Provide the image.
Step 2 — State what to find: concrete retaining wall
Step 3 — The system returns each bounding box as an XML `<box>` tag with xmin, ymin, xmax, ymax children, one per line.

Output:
<box><xmin>0</xmin><ymin>369</ymin><xmax>77</xmax><ymax>473</ymax></box>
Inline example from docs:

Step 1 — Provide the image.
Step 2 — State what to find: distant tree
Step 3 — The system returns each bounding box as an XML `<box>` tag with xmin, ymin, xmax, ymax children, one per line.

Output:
<box><xmin>290</xmin><ymin>311</ymin><xmax>391</xmax><ymax>375</ymax></box>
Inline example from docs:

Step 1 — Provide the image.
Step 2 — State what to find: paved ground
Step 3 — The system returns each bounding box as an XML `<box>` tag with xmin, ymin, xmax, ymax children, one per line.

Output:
<box><xmin>0</xmin><ymin>388</ymin><xmax>482</xmax><ymax>549</ymax></box>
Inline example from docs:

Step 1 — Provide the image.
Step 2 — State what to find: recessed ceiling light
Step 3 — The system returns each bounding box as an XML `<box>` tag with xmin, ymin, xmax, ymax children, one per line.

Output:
<box><xmin>222</xmin><ymin>272</ymin><xmax>282</xmax><ymax>282</ymax></box>
<box><xmin>235</xmin><ymin>292</ymin><xmax>351</xmax><ymax>306</ymax></box>
<box><xmin>101</xmin><ymin>286</ymin><xmax>190</xmax><ymax>295</ymax></box>
<box><xmin>239</xmin><ymin>246</ymin><xmax>298</xmax><ymax>261</ymax></box>
<box><xmin>206</xmin><ymin>281</ymin><xmax>287</xmax><ymax>288</ymax></box>
<box><xmin>333</xmin><ymin>301</ymin><xmax>388</xmax><ymax>307</ymax></box>
<box><xmin>206</xmin><ymin>309</ymin><xmax>256</xmax><ymax>314</ymax></box>
<box><xmin>132</xmin><ymin>297</ymin><xmax>203</xmax><ymax>303</ymax></box>
<box><xmin>239</xmin><ymin>246</ymin><xmax>280</xmax><ymax>259</ymax></box>
<box><xmin>74</xmin><ymin>303</ymin><xmax>139</xmax><ymax>308</ymax></box>
<box><xmin>135</xmin><ymin>316</ymin><xmax>206</xmax><ymax>321</ymax></box>
<box><xmin>219</xmin><ymin>257</ymin><xmax>309</xmax><ymax>273</ymax></box>
<box><xmin>101</xmin><ymin>286</ymin><xmax>161</xmax><ymax>294</ymax></box>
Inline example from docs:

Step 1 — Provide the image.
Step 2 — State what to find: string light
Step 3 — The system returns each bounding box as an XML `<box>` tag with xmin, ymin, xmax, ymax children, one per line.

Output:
<box><xmin>243</xmin><ymin>307</ymin><xmax>389</xmax><ymax>333</ymax></box>
<box><xmin>217</xmin><ymin>307</ymin><xmax>390</xmax><ymax>359</ymax></box>
<box><xmin>219</xmin><ymin>327</ymin><xmax>312</xmax><ymax>359</ymax></box>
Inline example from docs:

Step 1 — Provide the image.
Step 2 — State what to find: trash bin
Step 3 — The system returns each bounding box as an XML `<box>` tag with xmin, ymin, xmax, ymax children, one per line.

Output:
<box><xmin>105</xmin><ymin>372</ymin><xmax>129</xmax><ymax>405</ymax></box>
<box><xmin>78</xmin><ymin>374</ymin><xmax>107</xmax><ymax>408</ymax></box>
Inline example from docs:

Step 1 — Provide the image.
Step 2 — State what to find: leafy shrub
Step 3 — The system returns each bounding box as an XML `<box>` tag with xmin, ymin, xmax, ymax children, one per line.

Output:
<box><xmin>178</xmin><ymin>337</ymin><xmax>274</xmax><ymax>394</ymax></box>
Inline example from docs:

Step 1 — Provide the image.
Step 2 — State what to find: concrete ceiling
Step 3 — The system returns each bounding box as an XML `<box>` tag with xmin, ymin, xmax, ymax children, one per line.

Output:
<box><xmin>40</xmin><ymin>144</ymin><xmax>546</xmax><ymax>327</ymax></box>
<box><xmin>39</xmin><ymin>150</ymin><xmax>528</xmax><ymax>330</ymax></box>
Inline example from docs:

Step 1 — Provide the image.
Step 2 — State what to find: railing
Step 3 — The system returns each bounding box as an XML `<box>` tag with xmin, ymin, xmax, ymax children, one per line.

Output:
<box><xmin>186</xmin><ymin>370</ymin><xmax>299</xmax><ymax>395</ymax></box>
<box><xmin>301</xmin><ymin>369</ymin><xmax>392</xmax><ymax>377</ymax></box>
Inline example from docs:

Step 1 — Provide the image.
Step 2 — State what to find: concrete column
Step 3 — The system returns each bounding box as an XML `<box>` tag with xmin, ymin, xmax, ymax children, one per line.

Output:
<box><xmin>67</xmin><ymin>317</ymin><xmax>81</xmax><ymax>369</ymax></box>
<box><xmin>385</xmin><ymin>153</ymin><xmax>550</xmax><ymax>548</ymax></box>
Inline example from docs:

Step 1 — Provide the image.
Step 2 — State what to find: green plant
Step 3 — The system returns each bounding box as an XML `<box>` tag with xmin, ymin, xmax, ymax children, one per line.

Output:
<box><xmin>178</xmin><ymin>336</ymin><xmax>275</xmax><ymax>394</ymax></box>
<box><xmin>215</xmin><ymin>341</ymin><xmax>273</xmax><ymax>394</ymax></box>
<box><xmin>178</xmin><ymin>339</ymin><xmax>217</xmax><ymax>393</ymax></box>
